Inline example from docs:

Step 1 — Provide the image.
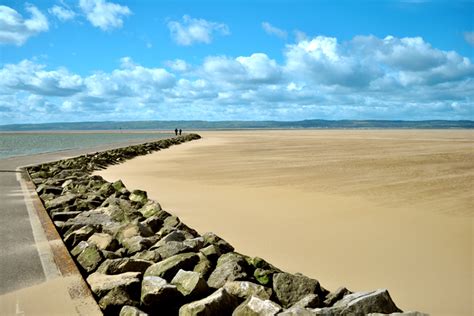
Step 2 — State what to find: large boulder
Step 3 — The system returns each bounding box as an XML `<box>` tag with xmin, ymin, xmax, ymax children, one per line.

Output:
<box><xmin>323</xmin><ymin>287</ymin><xmax>351</xmax><ymax>307</ymax></box>
<box><xmin>119</xmin><ymin>305</ymin><xmax>148</xmax><ymax>316</ymax></box>
<box><xmin>87</xmin><ymin>233</ymin><xmax>118</xmax><ymax>251</ymax></box>
<box><xmin>64</xmin><ymin>225</ymin><xmax>96</xmax><ymax>248</ymax></box>
<box><xmin>223</xmin><ymin>281</ymin><xmax>273</xmax><ymax>300</ymax></box>
<box><xmin>98</xmin><ymin>287</ymin><xmax>137</xmax><ymax>315</ymax></box>
<box><xmin>202</xmin><ymin>232</ymin><xmax>234</xmax><ymax>254</ymax></box>
<box><xmin>45</xmin><ymin>193</ymin><xmax>77</xmax><ymax>210</ymax></box>
<box><xmin>77</xmin><ymin>244</ymin><xmax>104</xmax><ymax>273</ymax></box>
<box><xmin>272</xmin><ymin>273</ymin><xmax>323</xmax><ymax>308</ymax></box>
<box><xmin>330</xmin><ymin>289</ymin><xmax>402</xmax><ymax>315</ymax></box>
<box><xmin>179</xmin><ymin>288</ymin><xmax>240</xmax><ymax>316</ymax></box>
<box><xmin>291</xmin><ymin>294</ymin><xmax>320</xmax><ymax>309</ymax></box>
<box><xmin>171</xmin><ymin>269</ymin><xmax>210</xmax><ymax>299</ymax></box>
<box><xmin>207</xmin><ymin>252</ymin><xmax>250</xmax><ymax>288</ymax></box>
<box><xmin>130</xmin><ymin>190</ymin><xmax>148</xmax><ymax>205</ymax></box>
<box><xmin>138</xmin><ymin>201</ymin><xmax>162</xmax><ymax>218</ymax></box>
<box><xmin>87</xmin><ymin>272</ymin><xmax>141</xmax><ymax>298</ymax></box>
<box><xmin>140</xmin><ymin>276</ymin><xmax>181</xmax><ymax>308</ymax></box>
<box><xmin>233</xmin><ymin>296</ymin><xmax>282</xmax><ymax>316</ymax></box>
<box><xmin>97</xmin><ymin>258</ymin><xmax>153</xmax><ymax>275</ymax></box>
<box><xmin>144</xmin><ymin>252</ymin><xmax>200</xmax><ymax>282</ymax></box>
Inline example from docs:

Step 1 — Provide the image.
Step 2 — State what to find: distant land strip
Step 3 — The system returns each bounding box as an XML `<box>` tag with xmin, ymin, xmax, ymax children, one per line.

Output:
<box><xmin>1</xmin><ymin>120</ymin><xmax>473</xmax><ymax>131</ymax></box>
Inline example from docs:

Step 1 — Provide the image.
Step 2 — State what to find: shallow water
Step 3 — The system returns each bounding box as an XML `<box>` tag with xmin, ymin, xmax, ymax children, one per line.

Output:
<box><xmin>0</xmin><ymin>132</ymin><xmax>173</xmax><ymax>159</ymax></box>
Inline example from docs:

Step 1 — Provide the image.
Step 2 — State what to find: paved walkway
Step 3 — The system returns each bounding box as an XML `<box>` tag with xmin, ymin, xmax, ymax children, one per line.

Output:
<box><xmin>0</xmin><ymin>140</ymin><xmax>168</xmax><ymax>315</ymax></box>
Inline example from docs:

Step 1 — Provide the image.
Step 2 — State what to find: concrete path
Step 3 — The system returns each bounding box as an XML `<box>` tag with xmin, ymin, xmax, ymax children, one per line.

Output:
<box><xmin>0</xmin><ymin>139</ymin><xmax>170</xmax><ymax>315</ymax></box>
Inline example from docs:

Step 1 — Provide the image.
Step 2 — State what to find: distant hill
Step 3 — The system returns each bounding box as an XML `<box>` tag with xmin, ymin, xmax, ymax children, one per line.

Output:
<box><xmin>0</xmin><ymin>120</ymin><xmax>473</xmax><ymax>131</ymax></box>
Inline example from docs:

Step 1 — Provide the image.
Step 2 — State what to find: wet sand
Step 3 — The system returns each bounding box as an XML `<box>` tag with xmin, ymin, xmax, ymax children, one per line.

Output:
<box><xmin>98</xmin><ymin>130</ymin><xmax>474</xmax><ymax>316</ymax></box>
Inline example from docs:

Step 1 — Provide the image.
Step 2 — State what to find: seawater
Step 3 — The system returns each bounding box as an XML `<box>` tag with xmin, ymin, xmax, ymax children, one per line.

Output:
<box><xmin>0</xmin><ymin>132</ymin><xmax>173</xmax><ymax>159</ymax></box>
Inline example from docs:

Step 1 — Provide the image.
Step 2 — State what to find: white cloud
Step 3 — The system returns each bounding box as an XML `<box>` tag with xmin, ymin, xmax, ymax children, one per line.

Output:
<box><xmin>165</xmin><ymin>59</ymin><xmax>191</xmax><ymax>72</ymax></box>
<box><xmin>1</xmin><ymin>35</ymin><xmax>472</xmax><ymax>123</ymax></box>
<box><xmin>0</xmin><ymin>4</ymin><xmax>49</xmax><ymax>45</ymax></box>
<box><xmin>203</xmin><ymin>53</ymin><xmax>282</xmax><ymax>85</ymax></box>
<box><xmin>79</xmin><ymin>0</ymin><xmax>131</xmax><ymax>31</ymax></box>
<box><xmin>262</xmin><ymin>22</ymin><xmax>287</xmax><ymax>39</ymax></box>
<box><xmin>464</xmin><ymin>31</ymin><xmax>474</xmax><ymax>46</ymax></box>
<box><xmin>167</xmin><ymin>15</ymin><xmax>229</xmax><ymax>46</ymax></box>
<box><xmin>48</xmin><ymin>5</ymin><xmax>76</xmax><ymax>21</ymax></box>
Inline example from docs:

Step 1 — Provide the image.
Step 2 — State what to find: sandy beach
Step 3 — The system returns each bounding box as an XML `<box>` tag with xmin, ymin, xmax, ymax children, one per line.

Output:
<box><xmin>98</xmin><ymin>130</ymin><xmax>474</xmax><ymax>316</ymax></box>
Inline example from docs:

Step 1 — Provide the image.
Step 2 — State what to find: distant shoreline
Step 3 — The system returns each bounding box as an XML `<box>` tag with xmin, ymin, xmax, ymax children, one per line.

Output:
<box><xmin>1</xmin><ymin>119</ymin><xmax>473</xmax><ymax>131</ymax></box>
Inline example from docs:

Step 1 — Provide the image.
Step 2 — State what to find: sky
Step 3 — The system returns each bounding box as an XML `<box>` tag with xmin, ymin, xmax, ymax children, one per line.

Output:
<box><xmin>0</xmin><ymin>0</ymin><xmax>473</xmax><ymax>124</ymax></box>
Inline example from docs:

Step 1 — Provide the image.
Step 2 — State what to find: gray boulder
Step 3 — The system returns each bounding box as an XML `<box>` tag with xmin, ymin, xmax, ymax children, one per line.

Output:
<box><xmin>179</xmin><ymin>288</ymin><xmax>240</xmax><ymax>316</ymax></box>
<box><xmin>138</xmin><ymin>201</ymin><xmax>162</xmax><ymax>218</ymax></box>
<box><xmin>130</xmin><ymin>190</ymin><xmax>148</xmax><ymax>205</ymax></box>
<box><xmin>98</xmin><ymin>287</ymin><xmax>137</xmax><ymax>315</ymax></box>
<box><xmin>77</xmin><ymin>244</ymin><xmax>104</xmax><ymax>273</ymax></box>
<box><xmin>233</xmin><ymin>296</ymin><xmax>282</xmax><ymax>316</ymax></box>
<box><xmin>291</xmin><ymin>294</ymin><xmax>320</xmax><ymax>309</ymax></box>
<box><xmin>144</xmin><ymin>252</ymin><xmax>200</xmax><ymax>282</ymax></box>
<box><xmin>64</xmin><ymin>225</ymin><xmax>96</xmax><ymax>248</ymax></box>
<box><xmin>140</xmin><ymin>275</ymin><xmax>181</xmax><ymax>307</ymax></box>
<box><xmin>223</xmin><ymin>281</ymin><xmax>273</xmax><ymax>300</ymax></box>
<box><xmin>119</xmin><ymin>306</ymin><xmax>148</xmax><ymax>316</ymax></box>
<box><xmin>323</xmin><ymin>287</ymin><xmax>351</xmax><ymax>307</ymax></box>
<box><xmin>171</xmin><ymin>269</ymin><xmax>210</xmax><ymax>298</ymax></box>
<box><xmin>193</xmin><ymin>253</ymin><xmax>214</xmax><ymax>279</ymax></box>
<box><xmin>97</xmin><ymin>258</ymin><xmax>153</xmax><ymax>274</ymax></box>
<box><xmin>45</xmin><ymin>193</ymin><xmax>77</xmax><ymax>210</ymax></box>
<box><xmin>202</xmin><ymin>232</ymin><xmax>234</xmax><ymax>254</ymax></box>
<box><xmin>87</xmin><ymin>272</ymin><xmax>141</xmax><ymax>298</ymax></box>
<box><xmin>272</xmin><ymin>273</ymin><xmax>322</xmax><ymax>308</ymax></box>
<box><xmin>331</xmin><ymin>289</ymin><xmax>402</xmax><ymax>314</ymax></box>
<box><xmin>207</xmin><ymin>252</ymin><xmax>249</xmax><ymax>288</ymax></box>
<box><xmin>87</xmin><ymin>233</ymin><xmax>118</xmax><ymax>251</ymax></box>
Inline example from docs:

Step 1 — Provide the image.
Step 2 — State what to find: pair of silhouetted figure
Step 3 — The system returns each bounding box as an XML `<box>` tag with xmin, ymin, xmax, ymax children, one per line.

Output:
<box><xmin>174</xmin><ymin>128</ymin><xmax>182</xmax><ymax>136</ymax></box>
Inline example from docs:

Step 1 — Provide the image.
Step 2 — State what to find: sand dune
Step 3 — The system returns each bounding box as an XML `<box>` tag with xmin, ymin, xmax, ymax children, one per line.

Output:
<box><xmin>98</xmin><ymin>130</ymin><xmax>474</xmax><ymax>316</ymax></box>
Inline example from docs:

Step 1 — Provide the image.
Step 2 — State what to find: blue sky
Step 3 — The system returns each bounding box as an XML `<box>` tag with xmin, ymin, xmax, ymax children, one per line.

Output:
<box><xmin>0</xmin><ymin>0</ymin><xmax>473</xmax><ymax>124</ymax></box>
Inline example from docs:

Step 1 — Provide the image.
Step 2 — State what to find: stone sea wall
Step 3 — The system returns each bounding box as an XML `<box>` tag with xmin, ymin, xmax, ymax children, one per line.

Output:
<box><xmin>26</xmin><ymin>134</ymin><xmax>421</xmax><ymax>316</ymax></box>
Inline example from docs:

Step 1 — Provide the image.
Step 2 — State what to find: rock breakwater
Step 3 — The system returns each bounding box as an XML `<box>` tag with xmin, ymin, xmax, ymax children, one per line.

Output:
<box><xmin>26</xmin><ymin>134</ymin><xmax>421</xmax><ymax>316</ymax></box>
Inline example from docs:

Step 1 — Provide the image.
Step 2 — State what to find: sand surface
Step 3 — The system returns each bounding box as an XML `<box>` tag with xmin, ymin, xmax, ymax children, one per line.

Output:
<box><xmin>98</xmin><ymin>130</ymin><xmax>473</xmax><ymax>316</ymax></box>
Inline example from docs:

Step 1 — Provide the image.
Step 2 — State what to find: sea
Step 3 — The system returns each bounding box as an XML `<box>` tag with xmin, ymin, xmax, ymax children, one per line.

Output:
<box><xmin>0</xmin><ymin>132</ymin><xmax>173</xmax><ymax>159</ymax></box>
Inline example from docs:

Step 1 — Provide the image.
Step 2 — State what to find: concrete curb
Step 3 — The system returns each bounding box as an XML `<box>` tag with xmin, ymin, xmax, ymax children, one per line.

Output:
<box><xmin>19</xmin><ymin>168</ymin><xmax>102</xmax><ymax>316</ymax></box>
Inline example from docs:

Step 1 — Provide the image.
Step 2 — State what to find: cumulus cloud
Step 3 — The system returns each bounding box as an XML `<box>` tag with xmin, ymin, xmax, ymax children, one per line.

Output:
<box><xmin>1</xmin><ymin>35</ymin><xmax>472</xmax><ymax>123</ymax></box>
<box><xmin>48</xmin><ymin>4</ymin><xmax>76</xmax><ymax>21</ymax></box>
<box><xmin>79</xmin><ymin>0</ymin><xmax>131</xmax><ymax>31</ymax></box>
<box><xmin>0</xmin><ymin>4</ymin><xmax>49</xmax><ymax>45</ymax></box>
<box><xmin>201</xmin><ymin>53</ymin><xmax>282</xmax><ymax>86</ymax></box>
<box><xmin>262</xmin><ymin>22</ymin><xmax>287</xmax><ymax>39</ymax></box>
<box><xmin>167</xmin><ymin>15</ymin><xmax>229</xmax><ymax>46</ymax></box>
<box><xmin>464</xmin><ymin>31</ymin><xmax>474</xmax><ymax>46</ymax></box>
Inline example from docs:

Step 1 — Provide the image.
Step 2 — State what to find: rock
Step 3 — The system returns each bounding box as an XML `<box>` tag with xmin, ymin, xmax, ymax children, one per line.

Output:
<box><xmin>44</xmin><ymin>193</ymin><xmax>77</xmax><ymax>210</ymax></box>
<box><xmin>248</xmin><ymin>257</ymin><xmax>281</xmax><ymax>286</ymax></box>
<box><xmin>144</xmin><ymin>252</ymin><xmax>200</xmax><ymax>282</ymax></box>
<box><xmin>64</xmin><ymin>225</ymin><xmax>96</xmax><ymax>248</ymax></box>
<box><xmin>193</xmin><ymin>254</ymin><xmax>213</xmax><ymax>279</ymax></box>
<box><xmin>200</xmin><ymin>245</ymin><xmax>221</xmax><ymax>263</ymax></box>
<box><xmin>99</xmin><ymin>183</ymin><xmax>115</xmax><ymax>197</ymax></box>
<box><xmin>331</xmin><ymin>289</ymin><xmax>402</xmax><ymax>315</ymax></box>
<box><xmin>202</xmin><ymin>232</ymin><xmax>234</xmax><ymax>254</ymax></box>
<box><xmin>207</xmin><ymin>252</ymin><xmax>249</xmax><ymax>289</ymax></box>
<box><xmin>278</xmin><ymin>307</ymin><xmax>315</xmax><ymax>316</ymax></box>
<box><xmin>323</xmin><ymin>287</ymin><xmax>351</xmax><ymax>307</ymax></box>
<box><xmin>87</xmin><ymin>233</ymin><xmax>118</xmax><ymax>251</ymax></box>
<box><xmin>233</xmin><ymin>296</ymin><xmax>282</xmax><ymax>316</ymax></box>
<box><xmin>273</xmin><ymin>273</ymin><xmax>322</xmax><ymax>308</ymax></box>
<box><xmin>153</xmin><ymin>230</ymin><xmax>189</xmax><ymax>247</ymax></box>
<box><xmin>130</xmin><ymin>190</ymin><xmax>148</xmax><ymax>205</ymax></box>
<box><xmin>171</xmin><ymin>269</ymin><xmax>210</xmax><ymax>298</ymax></box>
<box><xmin>153</xmin><ymin>238</ymin><xmax>204</xmax><ymax>260</ymax></box>
<box><xmin>179</xmin><ymin>288</ymin><xmax>240</xmax><ymax>316</ymax></box>
<box><xmin>98</xmin><ymin>258</ymin><xmax>153</xmax><ymax>275</ymax></box>
<box><xmin>121</xmin><ymin>236</ymin><xmax>153</xmax><ymax>255</ymax></box>
<box><xmin>164</xmin><ymin>215</ymin><xmax>180</xmax><ymax>228</ymax></box>
<box><xmin>132</xmin><ymin>250</ymin><xmax>161</xmax><ymax>262</ymax></box>
<box><xmin>119</xmin><ymin>305</ymin><xmax>149</xmax><ymax>316</ymax></box>
<box><xmin>102</xmin><ymin>250</ymin><xmax>122</xmax><ymax>260</ymax></box>
<box><xmin>87</xmin><ymin>272</ymin><xmax>141</xmax><ymax>298</ymax></box>
<box><xmin>99</xmin><ymin>287</ymin><xmax>137</xmax><ymax>315</ymax></box>
<box><xmin>139</xmin><ymin>201</ymin><xmax>162</xmax><ymax>218</ymax></box>
<box><xmin>51</xmin><ymin>211</ymin><xmax>81</xmax><ymax>221</ymax></box>
<box><xmin>71</xmin><ymin>241</ymin><xmax>90</xmax><ymax>257</ymax></box>
<box><xmin>77</xmin><ymin>244</ymin><xmax>104</xmax><ymax>273</ymax></box>
<box><xmin>223</xmin><ymin>281</ymin><xmax>273</xmax><ymax>300</ymax></box>
<box><xmin>141</xmin><ymin>216</ymin><xmax>163</xmax><ymax>233</ymax></box>
<box><xmin>61</xmin><ymin>179</ymin><xmax>73</xmax><ymax>188</ymax></box>
<box><xmin>291</xmin><ymin>294</ymin><xmax>320</xmax><ymax>309</ymax></box>
<box><xmin>64</xmin><ymin>209</ymin><xmax>115</xmax><ymax>232</ymax></box>
<box><xmin>140</xmin><ymin>276</ymin><xmax>181</xmax><ymax>307</ymax></box>
<box><xmin>112</xmin><ymin>180</ymin><xmax>127</xmax><ymax>192</ymax></box>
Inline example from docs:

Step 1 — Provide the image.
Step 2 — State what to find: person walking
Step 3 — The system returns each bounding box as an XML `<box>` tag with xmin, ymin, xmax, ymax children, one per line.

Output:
<box><xmin>174</xmin><ymin>128</ymin><xmax>178</xmax><ymax>136</ymax></box>
<box><xmin>179</xmin><ymin>129</ymin><xmax>182</xmax><ymax>135</ymax></box>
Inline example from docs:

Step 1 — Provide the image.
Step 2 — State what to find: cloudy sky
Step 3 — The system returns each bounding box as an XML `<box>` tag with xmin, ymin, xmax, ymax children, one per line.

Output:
<box><xmin>0</xmin><ymin>0</ymin><xmax>473</xmax><ymax>124</ymax></box>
